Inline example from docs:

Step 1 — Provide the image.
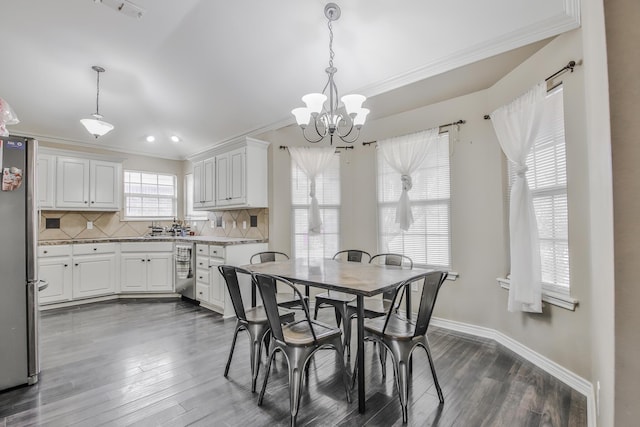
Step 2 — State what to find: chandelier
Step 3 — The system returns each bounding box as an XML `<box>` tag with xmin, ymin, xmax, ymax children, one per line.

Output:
<box><xmin>80</xmin><ymin>65</ymin><xmax>114</xmax><ymax>138</ymax></box>
<box><xmin>291</xmin><ymin>3</ymin><xmax>369</xmax><ymax>144</ymax></box>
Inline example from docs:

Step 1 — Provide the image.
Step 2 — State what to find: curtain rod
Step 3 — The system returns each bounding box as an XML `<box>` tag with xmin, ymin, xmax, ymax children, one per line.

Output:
<box><xmin>279</xmin><ymin>145</ymin><xmax>353</xmax><ymax>152</ymax></box>
<box><xmin>484</xmin><ymin>60</ymin><xmax>577</xmax><ymax>120</ymax></box>
<box><xmin>362</xmin><ymin>119</ymin><xmax>465</xmax><ymax>146</ymax></box>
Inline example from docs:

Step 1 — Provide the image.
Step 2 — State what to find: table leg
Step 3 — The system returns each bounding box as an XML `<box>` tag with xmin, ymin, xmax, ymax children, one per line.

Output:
<box><xmin>251</xmin><ymin>280</ymin><xmax>257</xmax><ymax>307</ymax></box>
<box><xmin>357</xmin><ymin>295</ymin><xmax>365</xmax><ymax>413</ymax></box>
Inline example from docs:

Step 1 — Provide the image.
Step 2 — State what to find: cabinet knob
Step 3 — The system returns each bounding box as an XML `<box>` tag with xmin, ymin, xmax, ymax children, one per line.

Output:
<box><xmin>141</xmin><ymin>259</ymin><xmax>146</xmax><ymax>262</ymax></box>
<box><xmin>74</xmin><ymin>263</ymin><xmax>79</xmax><ymax>267</ymax></box>
<box><xmin>147</xmin><ymin>259</ymin><xmax>151</xmax><ymax>262</ymax></box>
<box><xmin>44</xmin><ymin>250</ymin><xmax>48</xmax><ymax>254</ymax></box>
<box><xmin>91</xmin><ymin>201</ymin><xmax>95</xmax><ymax>204</ymax></box>
<box><xmin>93</xmin><ymin>248</ymin><xmax>97</xmax><ymax>251</ymax></box>
<box><xmin>199</xmin><ymin>276</ymin><xmax>203</xmax><ymax>280</ymax></box>
<box><xmin>64</xmin><ymin>264</ymin><xmax>68</xmax><ymax>267</ymax></box>
<box><xmin>84</xmin><ymin>201</ymin><xmax>88</xmax><ymax>204</ymax></box>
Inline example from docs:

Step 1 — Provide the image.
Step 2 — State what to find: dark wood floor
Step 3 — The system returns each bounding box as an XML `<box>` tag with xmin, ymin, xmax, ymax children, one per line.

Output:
<box><xmin>0</xmin><ymin>299</ymin><xmax>587</xmax><ymax>426</ymax></box>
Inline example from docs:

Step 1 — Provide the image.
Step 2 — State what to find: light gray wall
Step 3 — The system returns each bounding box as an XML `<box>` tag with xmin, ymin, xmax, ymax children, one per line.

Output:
<box><xmin>258</xmin><ymin>28</ymin><xmax>594</xmax><ymax>381</ymax></box>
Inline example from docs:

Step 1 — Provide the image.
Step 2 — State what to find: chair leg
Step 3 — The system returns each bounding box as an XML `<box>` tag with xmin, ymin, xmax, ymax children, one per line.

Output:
<box><xmin>258</xmin><ymin>346</ymin><xmax>277</xmax><ymax>406</ymax></box>
<box><xmin>423</xmin><ymin>341</ymin><xmax>444</xmax><ymax>403</ymax></box>
<box><xmin>224</xmin><ymin>323</ymin><xmax>241</xmax><ymax>377</ymax></box>
<box><xmin>250</xmin><ymin>335</ymin><xmax>263</xmax><ymax>393</ymax></box>
<box><xmin>332</xmin><ymin>336</ymin><xmax>352</xmax><ymax>404</ymax></box>
<box><xmin>289</xmin><ymin>358</ymin><xmax>305</xmax><ymax>426</ymax></box>
<box><xmin>378</xmin><ymin>345</ymin><xmax>387</xmax><ymax>379</ymax></box>
<box><xmin>397</xmin><ymin>360</ymin><xmax>409</xmax><ymax>423</ymax></box>
<box><xmin>314</xmin><ymin>300</ymin><xmax>320</xmax><ymax>320</ymax></box>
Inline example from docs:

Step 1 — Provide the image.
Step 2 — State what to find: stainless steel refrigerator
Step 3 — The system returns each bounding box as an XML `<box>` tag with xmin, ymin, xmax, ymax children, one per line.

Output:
<box><xmin>0</xmin><ymin>135</ymin><xmax>42</xmax><ymax>391</ymax></box>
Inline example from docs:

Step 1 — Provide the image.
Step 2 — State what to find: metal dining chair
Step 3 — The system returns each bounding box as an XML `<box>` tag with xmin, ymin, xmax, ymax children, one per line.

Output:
<box><xmin>361</xmin><ymin>270</ymin><xmax>448</xmax><ymax>423</ymax></box>
<box><xmin>254</xmin><ymin>272</ymin><xmax>351</xmax><ymax>427</ymax></box>
<box><xmin>218</xmin><ymin>265</ymin><xmax>295</xmax><ymax>392</ymax></box>
<box><xmin>313</xmin><ymin>249</ymin><xmax>371</xmax><ymax>357</ymax></box>
<box><xmin>250</xmin><ymin>251</ymin><xmax>308</xmax><ymax>310</ymax></box>
<box><xmin>345</xmin><ymin>253</ymin><xmax>413</xmax><ymax>365</ymax></box>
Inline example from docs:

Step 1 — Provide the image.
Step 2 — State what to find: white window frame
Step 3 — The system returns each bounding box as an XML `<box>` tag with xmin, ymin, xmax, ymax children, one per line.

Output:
<box><xmin>376</xmin><ymin>132</ymin><xmax>452</xmax><ymax>271</ymax></box>
<box><xmin>291</xmin><ymin>153</ymin><xmax>341</xmax><ymax>261</ymax></box>
<box><xmin>123</xmin><ymin>170</ymin><xmax>177</xmax><ymax>220</ymax></box>
<box><xmin>501</xmin><ymin>85</ymin><xmax>577</xmax><ymax>310</ymax></box>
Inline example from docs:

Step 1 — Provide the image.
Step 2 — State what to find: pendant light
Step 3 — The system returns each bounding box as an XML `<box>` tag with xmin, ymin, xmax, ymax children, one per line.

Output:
<box><xmin>80</xmin><ymin>65</ymin><xmax>114</xmax><ymax>138</ymax></box>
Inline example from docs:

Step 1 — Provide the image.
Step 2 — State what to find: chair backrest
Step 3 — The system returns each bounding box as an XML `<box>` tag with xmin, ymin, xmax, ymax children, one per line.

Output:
<box><xmin>250</xmin><ymin>251</ymin><xmax>290</xmax><ymax>264</ymax></box>
<box><xmin>333</xmin><ymin>249</ymin><xmax>371</xmax><ymax>263</ymax></box>
<box><xmin>370</xmin><ymin>253</ymin><xmax>413</xmax><ymax>301</ymax></box>
<box><xmin>218</xmin><ymin>265</ymin><xmax>249</xmax><ymax>322</ymax></box>
<box><xmin>382</xmin><ymin>271</ymin><xmax>448</xmax><ymax>338</ymax></box>
<box><xmin>370</xmin><ymin>253</ymin><xmax>413</xmax><ymax>269</ymax></box>
<box><xmin>253</xmin><ymin>273</ymin><xmax>317</xmax><ymax>344</ymax></box>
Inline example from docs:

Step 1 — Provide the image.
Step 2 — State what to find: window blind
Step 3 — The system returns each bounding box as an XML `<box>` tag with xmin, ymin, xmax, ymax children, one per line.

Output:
<box><xmin>508</xmin><ymin>85</ymin><xmax>570</xmax><ymax>292</ymax></box>
<box><xmin>291</xmin><ymin>154</ymin><xmax>340</xmax><ymax>260</ymax></box>
<box><xmin>377</xmin><ymin>133</ymin><xmax>451</xmax><ymax>269</ymax></box>
<box><xmin>124</xmin><ymin>170</ymin><xmax>177</xmax><ymax>219</ymax></box>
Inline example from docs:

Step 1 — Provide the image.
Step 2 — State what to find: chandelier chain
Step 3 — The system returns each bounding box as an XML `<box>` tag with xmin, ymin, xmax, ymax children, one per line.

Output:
<box><xmin>95</xmin><ymin>70</ymin><xmax>101</xmax><ymax>116</ymax></box>
<box><xmin>328</xmin><ymin>19</ymin><xmax>334</xmax><ymax>68</ymax></box>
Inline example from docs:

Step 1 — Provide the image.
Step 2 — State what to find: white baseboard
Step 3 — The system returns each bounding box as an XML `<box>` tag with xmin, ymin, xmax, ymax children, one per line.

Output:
<box><xmin>430</xmin><ymin>317</ymin><xmax>595</xmax><ymax>427</ymax></box>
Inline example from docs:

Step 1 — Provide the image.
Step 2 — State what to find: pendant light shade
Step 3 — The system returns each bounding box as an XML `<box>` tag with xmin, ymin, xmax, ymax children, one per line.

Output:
<box><xmin>81</xmin><ymin>66</ymin><xmax>113</xmax><ymax>138</ymax></box>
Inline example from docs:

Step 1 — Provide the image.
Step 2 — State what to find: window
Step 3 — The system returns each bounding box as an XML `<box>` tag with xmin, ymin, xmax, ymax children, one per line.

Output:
<box><xmin>124</xmin><ymin>170</ymin><xmax>177</xmax><ymax>219</ymax></box>
<box><xmin>508</xmin><ymin>85</ymin><xmax>570</xmax><ymax>293</ymax></box>
<box><xmin>184</xmin><ymin>174</ymin><xmax>208</xmax><ymax>220</ymax></box>
<box><xmin>291</xmin><ymin>154</ymin><xmax>340</xmax><ymax>260</ymax></box>
<box><xmin>377</xmin><ymin>132</ymin><xmax>451</xmax><ymax>269</ymax></box>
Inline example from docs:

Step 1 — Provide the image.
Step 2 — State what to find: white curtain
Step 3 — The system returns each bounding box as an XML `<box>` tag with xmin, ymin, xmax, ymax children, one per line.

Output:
<box><xmin>289</xmin><ymin>147</ymin><xmax>335</xmax><ymax>234</ymax></box>
<box><xmin>379</xmin><ymin>128</ymin><xmax>440</xmax><ymax>231</ymax></box>
<box><xmin>491</xmin><ymin>82</ymin><xmax>546</xmax><ymax>313</ymax></box>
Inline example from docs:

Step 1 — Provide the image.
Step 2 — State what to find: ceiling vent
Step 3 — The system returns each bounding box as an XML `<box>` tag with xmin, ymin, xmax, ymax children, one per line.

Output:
<box><xmin>94</xmin><ymin>0</ymin><xmax>145</xmax><ymax>20</ymax></box>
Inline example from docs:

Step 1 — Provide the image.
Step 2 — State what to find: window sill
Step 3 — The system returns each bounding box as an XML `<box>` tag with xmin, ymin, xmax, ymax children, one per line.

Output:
<box><xmin>496</xmin><ymin>277</ymin><xmax>578</xmax><ymax>311</ymax></box>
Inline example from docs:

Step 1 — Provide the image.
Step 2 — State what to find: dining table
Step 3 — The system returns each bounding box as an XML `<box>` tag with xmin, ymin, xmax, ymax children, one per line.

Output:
<box><xmin>241</xmin><ymin>257</ymin><xmax>430</xmax><ymax>413</ymax></box>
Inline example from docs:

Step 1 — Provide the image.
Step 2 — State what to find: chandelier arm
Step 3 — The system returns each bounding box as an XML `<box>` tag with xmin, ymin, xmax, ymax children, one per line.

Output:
<box><xmin>338</xmin><ymin>125</ymin><xmax>361</xmax><ymax>144</ymax></box>
<box><xmin>303</xmin><ymin>122</ymin><xmax>327</xmax><ymax>143</ymax></box>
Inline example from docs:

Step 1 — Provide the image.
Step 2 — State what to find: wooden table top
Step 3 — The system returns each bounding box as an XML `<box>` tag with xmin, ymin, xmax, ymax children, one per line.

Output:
<box><xmin>241</xmin><ymin>258</ymin><xmax>430</xmax><ymax>297</ymax></box>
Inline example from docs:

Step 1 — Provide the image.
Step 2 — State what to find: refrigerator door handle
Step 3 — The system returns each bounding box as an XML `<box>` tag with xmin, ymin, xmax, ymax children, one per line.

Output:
<box><xmin>37</xmin><ymin>280</ymin><xmax>49</xmax><ymax>292</ymax></box>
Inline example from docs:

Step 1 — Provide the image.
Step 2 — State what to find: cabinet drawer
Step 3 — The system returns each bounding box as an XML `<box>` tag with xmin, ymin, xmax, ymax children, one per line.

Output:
<box><xmin>209</xmin><ymin>245</ymin><xmax>225</xmax><ymax>258</ymax></box>
<box><xmin>195</xmin><ymin>269</ymin><xmax>209</xmax><ymax>284</ymax></box>
<box><xmin>39</xmin><ymin>245</ymin><xmax>72</xmax><ymax>257</ymax></box>
<box><xmin>196</xmin><ymin>283</ymin><xmax>210</xmax><ymax>302</ymax></box>
<box><xmin>73</xmin><ymin>243</ymin><xmax>117</xmax><ymax>255</ymax></box>
<box><xmin>196</xmin><ymin>244</ymin><xmax>208</xmax><ymax>256</ymax></box>
<box><xmin>121</xmin><ymin>242</ymin><xmax>174</xmax><ymax>252</ymax></box>
<box><xmin>195</xmin><ymin>255</ymin><xmax>209</xmax><ymax>270</ymax></box>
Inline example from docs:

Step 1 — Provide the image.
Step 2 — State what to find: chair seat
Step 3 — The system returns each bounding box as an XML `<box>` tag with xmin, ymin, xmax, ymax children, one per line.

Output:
<box><xmin>364</xmin><ymin>313</ymin><xmax>416</xmax><ymax>341</ymax></box>
<box><xmin>283</xmin><ymin>319</ymin><xmax>342</xmax><ymax>345</ymax></box>
<box><xmin>348</xmin><ymin>298</ymin><xmax>393</xmax><ymax>318</ymax></box>
<box><xmin>316</xmin><ymin>291</ymin><xmax>357</xmax><ymax>304</ymax></box>
<box><xmin>245</xmin><ymin>306</ymin><xmax>295</xmax><ymax>324</ymax></box>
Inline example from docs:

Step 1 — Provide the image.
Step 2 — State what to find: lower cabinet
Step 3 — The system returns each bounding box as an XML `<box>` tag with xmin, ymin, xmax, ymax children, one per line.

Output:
<box><xmin>120</xmin><ymin>245</ymin><xmax>173</xmax><ymax>293</ymax></box>
<box><xmin>38</xmin><ymin>246</ymin><xmax>72</xmax><ymax>305</ymax></box>
<box><xmin>71</xmin><ymin>243</ymin><xmax>118</xmax><ymax>299</ymax></box>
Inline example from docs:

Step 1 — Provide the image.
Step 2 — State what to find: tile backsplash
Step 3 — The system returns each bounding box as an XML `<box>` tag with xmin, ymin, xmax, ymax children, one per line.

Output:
<box><xmin>39</xmin><ymin>209</ymin><xmax>269</xmax><ymax>241</ymax></box>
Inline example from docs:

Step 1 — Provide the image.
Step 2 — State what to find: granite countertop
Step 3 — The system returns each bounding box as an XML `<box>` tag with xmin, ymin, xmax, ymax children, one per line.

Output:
<box><xmin>39</xmin><ymin>236</ymin><xmax>268</xmax><ymax>246</ymax></box>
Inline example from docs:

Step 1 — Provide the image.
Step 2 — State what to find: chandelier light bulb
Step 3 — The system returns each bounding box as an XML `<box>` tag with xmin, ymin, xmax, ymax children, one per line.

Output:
<box><xmin>146</xmin><ymin>135</ymin><xmax>155</xmax><ymax>142</ymax></box>
<box><xmin>171</xmin><ymin>135</ymin><xmax>180</xmax><ymax>143</ymax></box>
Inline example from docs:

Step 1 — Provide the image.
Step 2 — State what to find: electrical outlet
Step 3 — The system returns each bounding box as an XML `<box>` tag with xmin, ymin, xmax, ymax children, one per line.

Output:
<box><xmin>210</xmin><ymin>219</ymin><xmax>215</xmax><ymax>228</ymax></box>
<box><xmin>87</xmin><ymin>221</ymin><xmax>93</xmax><ymax>230</ymax></box>
<box><xmin>243</xmin><ymin>221</ymin><xmax>247</xmax><ymax>229</ymax></box>
<box><xmin>233</xmin><ymin>220</ymin><xmax>237</xmax><ymax>228</ymax></box>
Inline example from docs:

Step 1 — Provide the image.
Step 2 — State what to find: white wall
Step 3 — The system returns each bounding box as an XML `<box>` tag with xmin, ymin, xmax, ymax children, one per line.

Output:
<box><xmin>258</xmin><ymin>28</ymin><xmax>594</xmax><ymax>381</ymax></box>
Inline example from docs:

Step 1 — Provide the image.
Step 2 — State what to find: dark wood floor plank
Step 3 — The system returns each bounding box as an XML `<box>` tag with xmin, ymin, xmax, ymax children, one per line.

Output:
<box><xmin>0</xmin><ymin>300</ymin><xmax>587</xmax><ymax>426</ymax></box>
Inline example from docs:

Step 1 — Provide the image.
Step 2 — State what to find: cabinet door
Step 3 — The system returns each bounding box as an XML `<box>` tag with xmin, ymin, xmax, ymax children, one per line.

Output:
<box><xmin>193</xmin><ymin>161</ymin><xmax>204</xmax><ymax>208</ymax></box>
<box><xmin>73</xmin><ymin>254</ymin><xmax>116</xmax><ymax>299</ymax></box>
<box><xmin>39</xmin><ymin>257</ymin><xmax>72</xmax><ymax>304</ymax></box>
<box><xmin>216</xmin><ymin>153</ymin><xmax>230</xmax><ymax>205</ymax></box>
<box><xmin>147</xmin><ymin>253</ymin><xmax>173</xmax><ymax>292</ymax></box>
<box><xmin>202</xmin><ymin>158</ymin><xmax>215</xmax><ymax>207</ymax></box>
<box><xmin>56</xmin><ymin>157</ymin><xmax>90</xmax><ymax>208</ymax></box>
<box><xmin>38</xmin><ymin>154</ymin><xmax>56</xmax><ymax>209</ymax></box>
<box><xmin>228</xmin><ymin>148</ymin><xmax>246</xmax><ymax>204</ymax></box>
<box><xmin>208</xmin><ymin>257</ymin><xmax>225</xmax><ymax>308</ymax></box>
<box><xmin>90</xmin><ymin>160</ymin><xmax>121</xmax><ymax>210</ymax></box>
<box><xmin>120</xmin><ymin>253</ymin><xmax>147</xmax><ymax>292</ymax></box>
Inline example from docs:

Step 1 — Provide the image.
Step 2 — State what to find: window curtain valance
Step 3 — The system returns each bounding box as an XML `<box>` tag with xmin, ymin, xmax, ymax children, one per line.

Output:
<box><xmin>289</xmin><ymin>146</ymin><xmax>335</xmax><ymax>234</ymax></box>
<box><xmin>378</xmin><ymin>128</ymin><xmax>440</xmax><ymax>231</ymax></box>
<box><xmin>491</xmin><ymin>82</ymin><xmax>546</xmax><ymax>313</ymax></box>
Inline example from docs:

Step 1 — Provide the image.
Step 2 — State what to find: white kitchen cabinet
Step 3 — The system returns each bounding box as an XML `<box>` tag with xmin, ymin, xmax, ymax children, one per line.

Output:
<box><xmin>120</xmin><ymin>242</ymin><xmax>173</xmax><ymax>293</ymax></box>
<box><xmin>38</xmin><ymin>245</ymin><xmax>72</xmax><ymax>305</ymax></box>
<box><xmin>72</xmin><ymin>243</ymin><xmax>117</xmax><ymax>299</ymax></box>
<box><xmin>193</xmin><ymin>157</ymin><xmax>215</xmax><ymax>209</ymax></box>
<box><xmin>37</xmin><ymin>154</ymin><xmax>56</xmax><ymax>209</ymax></box>
<box><xmin>190</xmin><ymin>137</ymin><xmax>269</xmax><ymax>210</ymax></box>
<box><xmin>55</xmin><ymin>157</ymin><xmax>121</xmax><ymax>210</ymax></box>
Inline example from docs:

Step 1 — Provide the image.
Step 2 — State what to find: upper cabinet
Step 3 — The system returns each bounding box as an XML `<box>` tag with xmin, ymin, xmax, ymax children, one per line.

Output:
<box><xmin>191</xmin><ymin>137</ymin><xmax>269</xmax><ymax>210</ymax></box>
<box><xmin>193</xmin><ymin>157</ymin><xmax>215</xmax><ymax>209</ymax></box>
<box><xmin>38</xmin><ymin>149</ymin><xmax>123</xmax><ymax>211</ymax></box>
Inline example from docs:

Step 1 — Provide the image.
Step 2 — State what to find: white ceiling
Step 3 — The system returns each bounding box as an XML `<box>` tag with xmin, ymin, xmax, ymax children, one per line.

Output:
<box><xmin>0</xmin><ymin>0</ymin><xmax>579</xmax><ymax>160</ymax></box>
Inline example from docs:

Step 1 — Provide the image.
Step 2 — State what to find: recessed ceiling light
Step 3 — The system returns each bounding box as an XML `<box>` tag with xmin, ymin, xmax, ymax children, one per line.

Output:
<box><xmin>146</xmin><ymin>135</ymin><xmax>155</xmax><ymax>142</ymax></box>
<box><xmin>171</xmin><ymin>135</ymin><xmax>180</xmax><ymax>143</ymax></box>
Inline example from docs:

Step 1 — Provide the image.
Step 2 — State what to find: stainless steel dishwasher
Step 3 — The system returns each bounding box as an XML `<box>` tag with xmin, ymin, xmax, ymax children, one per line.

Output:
<box><xmin>175</xmin><ymin>243</ymin><xmax>196</xmax><ymax>301</ymax></box>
